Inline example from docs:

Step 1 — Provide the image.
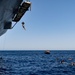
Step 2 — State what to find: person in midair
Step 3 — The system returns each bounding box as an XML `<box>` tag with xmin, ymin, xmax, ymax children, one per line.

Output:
<box><xmin>22</xmin><ymin>22</ymin><xmax>26</xmax><ymax>30</ymax></box>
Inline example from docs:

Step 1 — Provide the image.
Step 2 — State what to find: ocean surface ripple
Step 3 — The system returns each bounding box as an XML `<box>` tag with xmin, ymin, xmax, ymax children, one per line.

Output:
<box><xmin>0</xmin><ymin>50</ymin><xmax>75</xmax><ymax>75</ymax></box>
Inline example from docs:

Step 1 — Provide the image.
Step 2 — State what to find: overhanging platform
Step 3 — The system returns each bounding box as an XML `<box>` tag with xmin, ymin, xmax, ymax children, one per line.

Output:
<box><xmin>13</xmin><ymin>2</ymin><xmax>31</xmax><ymax>22</ymax></box>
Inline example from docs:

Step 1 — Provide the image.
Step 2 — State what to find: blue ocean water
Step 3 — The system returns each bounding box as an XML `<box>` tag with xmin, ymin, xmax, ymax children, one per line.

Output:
<box><xmin>0</xmin><ymin>50</ymin><xmax>75</xmax><ymax>75</ymax></box>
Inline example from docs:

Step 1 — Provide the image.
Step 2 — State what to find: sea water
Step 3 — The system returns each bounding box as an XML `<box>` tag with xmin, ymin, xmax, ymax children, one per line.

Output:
<box><xmin>0</xmin><ymin>50</ymin><xmax>75</xmax><ymax>75</ymax></box>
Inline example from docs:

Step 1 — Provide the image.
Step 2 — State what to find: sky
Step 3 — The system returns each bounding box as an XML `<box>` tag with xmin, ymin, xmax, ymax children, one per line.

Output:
<box><xmin>0</xmin><ymin>0</ymin><xmax>75</xmax><ymax>50</ymax></box>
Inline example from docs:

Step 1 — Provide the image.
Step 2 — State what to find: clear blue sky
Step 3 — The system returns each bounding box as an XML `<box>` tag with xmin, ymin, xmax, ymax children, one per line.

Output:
<box><xmin>0</xmin><ymin>0</ymin><xmax>75</xmax><ymax>50</ymax></box>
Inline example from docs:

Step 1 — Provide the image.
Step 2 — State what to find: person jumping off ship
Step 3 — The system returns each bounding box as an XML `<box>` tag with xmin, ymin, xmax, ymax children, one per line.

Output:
<box><xmin>22</xmin><ymin>22</ymin><xmax>26</xmax><ymax>30</ymax></box>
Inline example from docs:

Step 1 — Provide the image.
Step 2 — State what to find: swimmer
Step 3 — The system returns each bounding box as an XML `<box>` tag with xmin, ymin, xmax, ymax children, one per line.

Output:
<box><xmin>60</xmin><ymin>60</ymin><xmax>65</xmax><ymax>64</ymax></box>
<box><xmin>68</xmin><ymin>57</ymin><xmax>73</xmax><ymax>60</ymax></box>
<box><xmin>70</xmin><ymin>62</ymin><xmax>75</xmax><ymax>66</ymax></box>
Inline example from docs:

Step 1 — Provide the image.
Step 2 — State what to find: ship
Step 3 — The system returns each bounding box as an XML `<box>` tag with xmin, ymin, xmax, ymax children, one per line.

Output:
<box><xmin>0</xmin><ymin>0</ymin><xmax>31</xmax><ymax>36</ymax></box>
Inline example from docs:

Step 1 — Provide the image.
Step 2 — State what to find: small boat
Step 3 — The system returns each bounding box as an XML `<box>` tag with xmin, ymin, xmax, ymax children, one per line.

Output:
<box><xmin>45</xmin><ymin>50</ymin><xmax>50</xmax><ymax>54</ymax></box>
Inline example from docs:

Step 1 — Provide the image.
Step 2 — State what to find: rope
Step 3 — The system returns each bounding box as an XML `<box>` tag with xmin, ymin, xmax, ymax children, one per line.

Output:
<box><xmin>11</xmin><ymin>22</ymin><xmax>17</xmax><ymax>29</ymax></box>
<box><xmin>1</xmin><ymin>34</ymin><xmax>7</xmax><ymax>50</ymax></box>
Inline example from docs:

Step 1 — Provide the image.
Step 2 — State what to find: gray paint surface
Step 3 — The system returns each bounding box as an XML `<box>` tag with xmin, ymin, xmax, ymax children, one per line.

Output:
<box><xmin>0</xmin><ymin>0</ymin><xmax>23</xmax><ymax>36</ymax></box>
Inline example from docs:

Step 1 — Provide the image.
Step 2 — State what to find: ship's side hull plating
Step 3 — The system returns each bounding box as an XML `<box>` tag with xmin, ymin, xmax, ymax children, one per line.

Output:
<box><xmin>0</xmin><ymin>0</ymin><xmax>23</xmax><ymax>36</ymax></box>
